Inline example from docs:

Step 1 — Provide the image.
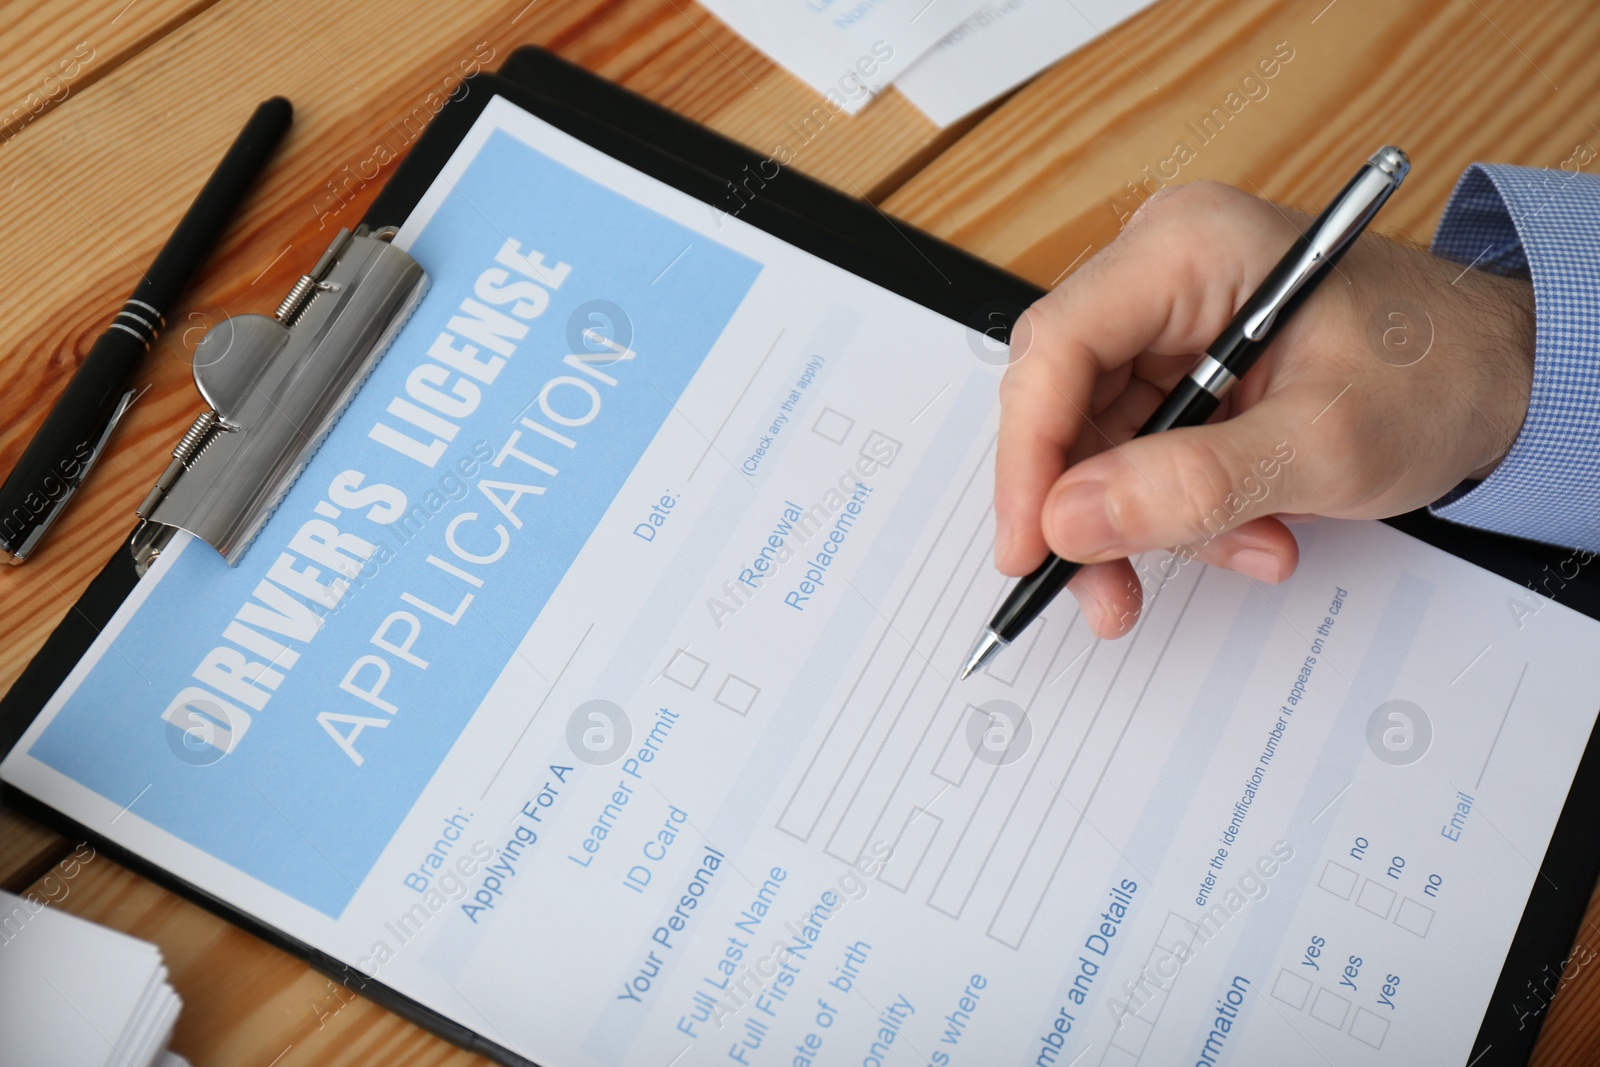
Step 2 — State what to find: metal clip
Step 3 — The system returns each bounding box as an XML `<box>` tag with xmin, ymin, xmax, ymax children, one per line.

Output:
<box><xmin>131</xmin><ymin>226</ymin><xmax>425</xmax><ymax>574</ymax></box>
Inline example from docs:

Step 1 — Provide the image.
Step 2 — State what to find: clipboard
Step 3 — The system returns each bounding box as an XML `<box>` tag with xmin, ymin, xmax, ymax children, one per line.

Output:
<box><xmin>1</xmin><ymin>46</ymin><xmax>1597</xmax><ymax>1067</ymax></box>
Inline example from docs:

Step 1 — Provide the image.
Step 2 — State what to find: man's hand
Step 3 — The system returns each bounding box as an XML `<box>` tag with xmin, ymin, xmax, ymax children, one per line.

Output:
<box><xmin>995</xmin><ymin>180</ymin><xmax>1536</xmax><ymax>638</ymax></box>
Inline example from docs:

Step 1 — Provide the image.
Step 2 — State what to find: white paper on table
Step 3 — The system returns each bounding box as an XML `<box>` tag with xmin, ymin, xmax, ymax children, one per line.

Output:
<box><xmin>697</xmin><ymin>0</ymin><xmax>985</xmax><ymax>114</ymax></box>
<box><xmin>897</xmin><ymin>0</ymin><xmax>1161</xmax><ymax>125</ymax></box>
<box><xmin>0</xmin><ymin>889</ymin><xmax>177</xmax><ymax>1067</ymax></box>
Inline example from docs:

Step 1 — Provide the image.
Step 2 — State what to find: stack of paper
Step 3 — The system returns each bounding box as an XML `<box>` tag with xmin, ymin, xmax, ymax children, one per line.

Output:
<box><xmin>0</xmin><ymin>889</ymin><xmax>189</xmax><ymax>1067</ymax></box>
<box><xmin>698</xmin><ymin>0</ymin><xmax>1159</xmax><ymax>125</ymax></box>
<box><xmin>897</xmin><ymin>0</ymin><xmax>1162</xmax><ymax>124</ymax></box>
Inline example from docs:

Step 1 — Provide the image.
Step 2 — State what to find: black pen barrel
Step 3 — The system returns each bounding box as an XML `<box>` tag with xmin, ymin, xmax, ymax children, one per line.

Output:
<box><xmin>0</xmin><ymin>329</ymin><xmax>147</xmax><ymax>553</ymax></box>
<box><xmin>0</xmin><ymin>97</ymin><xmax>292</xmax><ymax>560</ymax></box>
<box><xmin>992</xmin><ymin>376</ymin><xmax>1220</xmax><ymax>640</ymax></box>
<box><xmin>129</xmin><ymin>96</ymin><xmax>293</xmax><ymax>317</ymax></box>
<box><xmin>1136</xmin><ymin>375</ymin><xmax>1221</xmax><ymax>436</ymax></box>
<box><xmin>994</xmin><ymin>555</ymin><xmax>1082</xmax><ymax>641</ymax></box>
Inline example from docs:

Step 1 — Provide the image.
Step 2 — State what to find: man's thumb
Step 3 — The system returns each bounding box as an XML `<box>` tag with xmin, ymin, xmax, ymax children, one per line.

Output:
<box><xmin>1041</xmin><ymin>402</ymin><xmax>1306</xmax><ymax>563</ymax></box>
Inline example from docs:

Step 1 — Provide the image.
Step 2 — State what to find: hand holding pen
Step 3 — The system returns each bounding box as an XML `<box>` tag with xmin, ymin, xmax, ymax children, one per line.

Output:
<box><xmin>964</xmin><ymin>147</ymin><xmax>1540</xmax><ymax>677</ymax></box>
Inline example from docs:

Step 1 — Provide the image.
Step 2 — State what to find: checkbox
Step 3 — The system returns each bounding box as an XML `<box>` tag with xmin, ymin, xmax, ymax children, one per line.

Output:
<box><xmin>1357</xmin><ymin>878</ymin><xmax>1397</xmax><ymax>919</ymax></box>
<box><xmin>1099</xmin><ymin>1047</ymin><xmax>1139</xmax><ymax>1067</ymax></box>
<box><xmin>812</xmin><ymin>407</ymin><xmax>854</xmax><ymax>444</ymax></box>
<box><xmin>1127</xmin><ymin>982</ymin><xmax>1168</xmax><ymax>1020</ymax></box>
<box><xmin>1156</xmin><ymin>913</ymin><xmax>1197</xmax><ymax>957</ymax></box>
<box><xmin>1319</xmin><ymin>860</ymin><xmax>1359</xmax><ymax>900</ymax></box>
<box><xmin>715</xmin><ymin>674</ymin><xmax>760</xmax><ymax>716</ymax></box>
<box><xmin>1350</xmin><ymin>1007</ymin><xmax>1390</xmax><ymax>1048</ymax></box>
<box><xmin>932</xmin><ymin>708</ymin><xmax>979</xmax><ymax>786</ymax></box>
<box><xmin>662</xmin><ymin>649</ymin><xmax>708</xmax><ymax>690</ymax></box>
<box><xmin>1272</xmin><ymin>968</ymin><xmax>1311</xmax><ymax>1010</ymax></box>
<box><xmin>861</xmin><ymin>429</ymin><xmax>900</xmax><ymax>466</ymax></box>
<box><xmin>1109</xmin><ymin>1012</ymin><xmax>1153</xmax><ymax>1054</ymax></box>
<box><xmin>1395</xmin><ymin>896</ymin><xmax>1434</xmax><ymax>937</ymax></box>
<box><xmin>1310</xmin><ymin>988</ymin><xmax>1349</xmax><ymax>1029</ymax></box>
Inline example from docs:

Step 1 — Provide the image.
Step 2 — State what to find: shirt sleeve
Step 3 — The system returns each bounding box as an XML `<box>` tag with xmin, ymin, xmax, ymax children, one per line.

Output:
<box><xmin>1428</xmin><ymin>162</ymin><xmax>1600</xmax><ymax>551</ymax></box>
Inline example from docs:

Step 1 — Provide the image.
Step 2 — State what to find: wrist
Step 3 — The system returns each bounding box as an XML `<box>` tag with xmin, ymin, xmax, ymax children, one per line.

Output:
<box><xmin>1460</xmin><ymin>271</ymin><xmax>1536</xmax><ymax>481</ymax></box>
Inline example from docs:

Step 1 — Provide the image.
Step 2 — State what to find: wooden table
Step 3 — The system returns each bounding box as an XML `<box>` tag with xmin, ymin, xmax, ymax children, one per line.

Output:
<box><xmin>2</xmin><ymin>0</ymin><xmax>1597</xmax><ymax>1062</ymax></box>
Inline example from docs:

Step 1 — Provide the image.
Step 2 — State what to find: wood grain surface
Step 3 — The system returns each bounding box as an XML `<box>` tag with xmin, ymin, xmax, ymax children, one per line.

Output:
<box><xmin>3</xmin><ymin>0</ymin><xmax>1598</xmax><ymax>1063</ymax></box>
<box><xmin>885</xmin><ymin>0</ymin><xmax>1600</xmax><ymax>284</ymax></box>
<box><xmin>0</xmin><ymin>0</ymin><xmax>220</xmax><ymax>142</ymax></box>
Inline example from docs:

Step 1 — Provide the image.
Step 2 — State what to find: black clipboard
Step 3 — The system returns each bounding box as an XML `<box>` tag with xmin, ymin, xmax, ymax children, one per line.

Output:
<box><xmin>2</xmin><ymin>46</ymin><xmax>1597</xmax><ymax>1067</ymax></box>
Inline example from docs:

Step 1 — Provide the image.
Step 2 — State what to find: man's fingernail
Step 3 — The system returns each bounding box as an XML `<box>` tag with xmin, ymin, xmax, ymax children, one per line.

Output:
<box><xmin>1050</xmin><ymin>481</ymin><xmax>1117</xmax><ymax>558</ymax></box>
<box><xmin>1078</xmin><ymin>593</ymin><xmax>1107</xmax><ymax>634</ymax></box>
<box><xmin>1084</xmin><ymin>595</ymin><xmax>1129</xmax><ymax>637</ymax></box>
<box><xmin>1229</xmin><ymin>547</ymin><xmax>1285</xmax><ymax>583</ymax></box>
<box><xmin>994</xmin><ymin>516</ymin><xmax>1012</xmax><ymax>568</ymax></box>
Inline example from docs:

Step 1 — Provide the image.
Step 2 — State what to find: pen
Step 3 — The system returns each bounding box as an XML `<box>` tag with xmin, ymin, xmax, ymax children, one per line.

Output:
<box><xmin>0</xmin><ymin>96</ymin><xmax>293</xmax><ymax>564</ymax></box>
<box><xmin>960</xmin><ymin>145</ymin><xmax>1411</xmax><ymax>681</ymax></box>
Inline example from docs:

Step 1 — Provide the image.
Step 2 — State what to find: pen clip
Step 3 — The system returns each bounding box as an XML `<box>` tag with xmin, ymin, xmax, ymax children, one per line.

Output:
<box><xmin>1241</xmin><ymin>149</ymin><xmax>1408</xmax><ymax>342</ymax></box>
<box><xmin>83</xmin><ymin>386</ymin><xmax>142</xmax><ymax>480</ymax></box>
<box><xmin>1241</xmin><ymin>246</ymin><xmax>1325</xmax><ymax>341</ymax></box>
<box><xmin>2</xmin><ymin>387</ymin><xmax>141</xmax><ymax>563</ymax></box>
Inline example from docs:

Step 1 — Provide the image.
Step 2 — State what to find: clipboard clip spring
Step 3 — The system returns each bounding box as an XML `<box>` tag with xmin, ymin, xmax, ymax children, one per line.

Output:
<box><xmin>130</xmin><ymin>225</ymin><xmax>427</xmax><ymax>575</ymax></box>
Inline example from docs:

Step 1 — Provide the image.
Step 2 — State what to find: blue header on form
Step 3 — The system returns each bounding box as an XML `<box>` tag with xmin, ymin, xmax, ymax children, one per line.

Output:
<box><xmin>29</xmin><ymin>129</ymin><xmax>760</xmax><ymax>917</ymax></box>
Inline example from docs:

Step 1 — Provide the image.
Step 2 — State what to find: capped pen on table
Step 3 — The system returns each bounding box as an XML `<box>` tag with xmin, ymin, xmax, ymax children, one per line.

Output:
<box><xmin>0</xmin><ymin>96</ymin><xmax>293</xmax><ymax>563</ymax></box>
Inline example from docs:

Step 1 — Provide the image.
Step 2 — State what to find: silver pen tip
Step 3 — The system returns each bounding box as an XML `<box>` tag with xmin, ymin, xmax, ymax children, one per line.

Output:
<box><xmin>959</xmin><ymin>628</ymin><xmax>1008</xmax><ymax>681</ymax></box>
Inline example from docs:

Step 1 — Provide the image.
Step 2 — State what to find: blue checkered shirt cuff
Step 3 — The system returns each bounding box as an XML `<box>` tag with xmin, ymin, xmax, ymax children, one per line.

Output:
<box><xmin>1429</xmin><ymin>163</ymin><xmax>1600</xmax><ymax>550</ymax></box>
